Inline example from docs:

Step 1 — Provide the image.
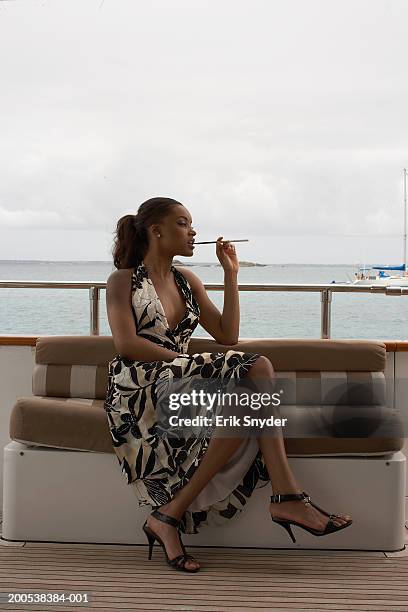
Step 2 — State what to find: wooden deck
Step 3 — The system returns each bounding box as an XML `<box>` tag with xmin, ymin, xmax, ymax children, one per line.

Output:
<box><xmin>1</xmin><ymin>513</ymin><xmax>408</xmax><ymax>611</ymax></box>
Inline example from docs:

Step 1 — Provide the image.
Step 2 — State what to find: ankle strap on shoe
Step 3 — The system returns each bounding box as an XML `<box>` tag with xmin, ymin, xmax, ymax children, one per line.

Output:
<box><xmin>151</xmin><ymin>509</ymin><xmax>180</xmax><ymax>528</ymax></box>
<box><xmin>271</xmin><ymin>491</ymin><xmax>310</xmax><ymax>503</ymax></box>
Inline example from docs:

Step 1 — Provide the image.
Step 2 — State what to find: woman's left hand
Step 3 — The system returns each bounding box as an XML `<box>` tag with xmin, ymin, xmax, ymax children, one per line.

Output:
<box><xmin>216</xmin><ymin>236</ymin><xmax>239</xmax><ymax>274</ymax></box>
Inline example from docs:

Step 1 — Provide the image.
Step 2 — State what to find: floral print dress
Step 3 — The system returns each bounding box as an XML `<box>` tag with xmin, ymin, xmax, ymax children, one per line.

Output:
<box><xmin>104</xmin><ymin>260</ymin><xmax>269</xmax><ymax>534</ymax></box>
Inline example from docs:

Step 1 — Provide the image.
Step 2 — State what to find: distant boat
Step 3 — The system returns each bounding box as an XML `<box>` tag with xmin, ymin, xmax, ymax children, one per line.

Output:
<box><xmin>352</xmin><ymin>169</ymin><xmax>408</xmax><ymax>286</ymax></box>
<box><xmin>352</xmin><ymin>263</ymin><xmax>408</xmax><ymax>286</ymax></box>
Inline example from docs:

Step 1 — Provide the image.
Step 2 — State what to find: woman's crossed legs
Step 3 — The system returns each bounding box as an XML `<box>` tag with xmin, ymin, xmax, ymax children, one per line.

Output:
<box><xmin>147</xmin><ymin>355</ymin><xmax>352</xmax><ymax>570</ymax></box>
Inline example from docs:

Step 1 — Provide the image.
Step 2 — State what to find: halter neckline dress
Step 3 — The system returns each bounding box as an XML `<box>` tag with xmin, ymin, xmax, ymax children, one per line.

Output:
<box><xmin>104</xmin><ymin>260</ymin><xmax>269</xmax><ymax>534</ymax></box>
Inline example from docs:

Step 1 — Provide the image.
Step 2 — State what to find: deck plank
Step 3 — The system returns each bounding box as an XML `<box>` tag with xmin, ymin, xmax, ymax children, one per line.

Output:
<box><xmin>1</xmin><ymin>538</ymin><xmax>408</xmax><ymax>611</ymax></box>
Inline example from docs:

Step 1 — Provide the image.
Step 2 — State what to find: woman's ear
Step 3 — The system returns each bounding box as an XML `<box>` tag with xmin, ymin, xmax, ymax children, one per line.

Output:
<box><xmin>148</xmin><ymin>223</ymin><xmax>158</xmax><ymax>235</ymax></box>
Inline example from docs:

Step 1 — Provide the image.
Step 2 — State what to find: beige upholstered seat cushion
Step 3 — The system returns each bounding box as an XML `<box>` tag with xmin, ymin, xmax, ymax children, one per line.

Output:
<box><xmin>9</xmin><ymin>395</ymin><xmax>403</xmax><ymax>456</ymax></box>
<box><xmin>10</xmin><ymin>396</ymin><xmax>109</xmax><ymax>453</ymax></box>
<box><xmin>9</xmin><ymin>335</ymin><xmax>394</xmax><ymax>457</ymax></box>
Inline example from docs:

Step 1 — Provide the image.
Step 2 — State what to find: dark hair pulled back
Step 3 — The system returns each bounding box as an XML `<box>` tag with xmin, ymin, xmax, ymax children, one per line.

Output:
<box><xmin>111</xmin><ymin>197</ymin><xmax>184</xmax><ymax>269</ymax></box>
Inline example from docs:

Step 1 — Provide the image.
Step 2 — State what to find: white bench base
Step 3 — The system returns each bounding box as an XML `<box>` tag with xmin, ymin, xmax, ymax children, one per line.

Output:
<box><xmin>2</xmin><ymin>441</ymin><xmax>406</xmax><ymax>551</ymax></box>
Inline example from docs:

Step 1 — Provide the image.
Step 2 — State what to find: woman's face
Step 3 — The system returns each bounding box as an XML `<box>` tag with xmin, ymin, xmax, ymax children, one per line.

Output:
<box><xmin>157</xmin><ymin>204</ymin><xmax>196</xmax><ymax>257</ymax></box>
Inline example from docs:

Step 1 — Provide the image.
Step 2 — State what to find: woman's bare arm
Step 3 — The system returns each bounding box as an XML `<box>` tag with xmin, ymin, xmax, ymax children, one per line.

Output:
<box><xmin>177</xmin><ymin>267</ymin><xmax>239</xmax><ymax>345</ymax></box>
<box><xmin>106</xmin><ymin>270</ymin><xmax>181</xmax><ymax>361</ymax></box>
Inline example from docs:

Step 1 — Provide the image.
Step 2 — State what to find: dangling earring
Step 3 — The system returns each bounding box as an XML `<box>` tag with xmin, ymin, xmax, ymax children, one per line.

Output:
<box><xmin>157</xmin><ymin>234</ymin><xmax>161</xmax><ymax>238</ymax></box>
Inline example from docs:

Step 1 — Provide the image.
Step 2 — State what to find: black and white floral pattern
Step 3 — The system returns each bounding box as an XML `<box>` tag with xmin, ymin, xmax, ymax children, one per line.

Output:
<box><xmin>104</xmin><ymin>260</ymin><xmax>269</xmax><ymax>534</ymax></box>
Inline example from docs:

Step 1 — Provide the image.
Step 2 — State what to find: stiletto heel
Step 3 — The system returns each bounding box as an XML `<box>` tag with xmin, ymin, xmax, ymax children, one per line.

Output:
<box><xmin>270</xmin><ymin>492</ymin><xmax>353</xmax><ymax>543</ymax></box>
<box><xmin>274</xmin><ymin>519</ymin><xmax>297</xmax><ymax>543</ymax></box>
<box><xmin>142</xmin><ymin>510</ymin><xmax>200</xmax><ymax>573</ymax></box>
<box><xmin>142</xmin><ymin>521</ymin><xmax>156</xmax><ymax>560</ymax></box>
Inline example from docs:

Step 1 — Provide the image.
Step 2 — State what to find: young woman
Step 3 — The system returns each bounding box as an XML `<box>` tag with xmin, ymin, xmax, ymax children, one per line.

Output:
<box><xmin>104</xmin><ymin>196</ymin><xmax>352</xmax><ymax>573</ymax></box>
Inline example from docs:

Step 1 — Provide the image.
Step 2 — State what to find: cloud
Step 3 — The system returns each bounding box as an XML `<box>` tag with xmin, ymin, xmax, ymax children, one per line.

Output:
<box><xmin>0</xmin><ymin>0</ymin><xmax>407</xmax><ymax>262</ymax></box>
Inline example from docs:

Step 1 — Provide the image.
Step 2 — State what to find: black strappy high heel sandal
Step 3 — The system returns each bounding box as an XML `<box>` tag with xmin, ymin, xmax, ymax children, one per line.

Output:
<box><xmin>270</xmin><ymin>491</ymin><xmax>353</xmax><ymax>543</ymax></box>
<box><xmin>142</xmin><ymin>509</ymin><xmax>200</xmax><ymax>573</ymax></box>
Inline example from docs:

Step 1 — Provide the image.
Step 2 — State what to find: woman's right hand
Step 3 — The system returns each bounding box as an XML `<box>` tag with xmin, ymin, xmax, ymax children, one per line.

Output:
<box><xmin>216</xmin><ymin>236</ymin><xmax>239</xmax><ymax>274</ymax></box>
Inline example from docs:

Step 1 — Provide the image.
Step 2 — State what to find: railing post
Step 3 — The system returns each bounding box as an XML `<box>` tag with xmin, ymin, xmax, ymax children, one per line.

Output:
<box><xmin>89</xmin><ymin>286</ymin><xmax>100</xmax><ymax>335</ymax></box>
<box><xmin>320</xmin><ymin>289</ymin><xmax>332</xmax><ymax>339</ymax></box>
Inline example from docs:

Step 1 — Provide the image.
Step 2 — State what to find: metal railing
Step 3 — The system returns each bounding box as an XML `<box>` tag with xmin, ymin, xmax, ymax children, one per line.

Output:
<box><xmin>1</xmin><ymin>279</ymin><xmax>408</xmax><ymax>339</ymax></box>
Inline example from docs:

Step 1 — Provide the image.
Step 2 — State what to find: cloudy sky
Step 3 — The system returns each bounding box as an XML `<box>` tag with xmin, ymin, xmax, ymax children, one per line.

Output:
<box><xmin>0</xmin><ymin>0</ymin><xmax>407</xmax><ymax>264</ymax></box>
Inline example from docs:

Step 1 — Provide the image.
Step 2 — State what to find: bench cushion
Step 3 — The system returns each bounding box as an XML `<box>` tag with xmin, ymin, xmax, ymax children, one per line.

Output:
<box><xmin>32</xmin><ymin>336</ymin><xmax>387</xmax><ymax>399</ymax></box>
<box><xmin>15</xmin><ymin>335</ymin><xmax>394</xmax><ymax>457</ymax></box>
<box><xmin>34</xmin><ymin>336</ymin><xmax>386</xmax><ymax>371</ymax></box>
<box><xmin>9</xmin><ymin>395</ymin><xmax>403</xmax><ymax>456</ymax></box>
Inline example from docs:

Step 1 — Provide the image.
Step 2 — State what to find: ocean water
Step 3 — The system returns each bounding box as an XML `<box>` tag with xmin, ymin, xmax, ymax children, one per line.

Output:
<box><xmin>0</xmin><ymin>260</ymin><xmax>407</xmax><ymax>340</ymax></box>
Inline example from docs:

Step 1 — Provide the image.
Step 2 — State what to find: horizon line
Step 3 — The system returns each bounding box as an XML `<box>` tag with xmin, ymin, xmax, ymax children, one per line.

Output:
<box><xmin>0</xmin><ymin>259</ymin><xmax>398</xmax><ymax>267</ymax></box>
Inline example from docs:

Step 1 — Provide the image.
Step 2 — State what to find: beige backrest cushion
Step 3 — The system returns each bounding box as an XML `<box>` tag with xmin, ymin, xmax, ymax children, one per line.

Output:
<box><xmin>188</xmin><ymin>338</ymin><xmax>386</xmax><ymax>372</ymax></box>
<box><xmin>32</xmin><ymin>335</ymin><xmax>387</xmax><ymax>401</ymax></box>
<box><xmin>34</xmin><ymin>335</ymin><xmax>386</xmax><ymax>371</ymax></box>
